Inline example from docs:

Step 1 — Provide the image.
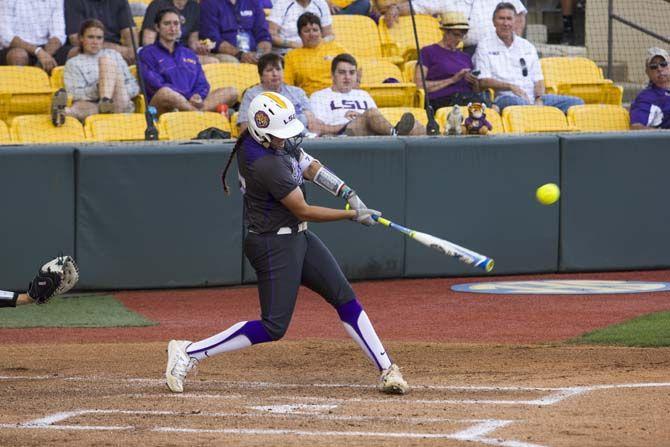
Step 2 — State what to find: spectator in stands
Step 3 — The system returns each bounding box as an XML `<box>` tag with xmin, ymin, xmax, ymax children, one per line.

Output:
<box><xmin>52</xmin><ymin>19</ymin><xmax>140</xmax><ymax>126</ymax></box>
<box><xmin>238</xmin><ymin>54</ymin><xmax>344</xmax><ymax>136</ymax></box>
<box><xmin>62</xmin><ymin>0</ymin><xmax>137</xmax><ymax>64</ymax></box>
<box><xmin>268</xmin><ymin>0</ymin><xmax>334</xmax><ymax>55</ymax></box>
<box><xmin>139</xmin><ymin>8</ymin><xmax>237</xmax><ymax>115</ymax></box>
<box><xmin>310</xmin><ymin>53</ymin><xmax>425</xmax><ymax>136</ymax></box>
<box><xmin>630</xmin><ymin>47</ymin><xmax>670</xmax><ymax>130</ymax></box>
<box><xmin>326</xmin><ymin>0</ymin><xmax>370</xmax><ymax>16</ymax></box>
<box><xmin>199</xmin><ymin>0</ymin><xmax>272</xmax><ymax>64</ymax></box>
<box><xmin>284</xmin><ymin>12</ymin><xmax>349</xmax><ymax>95</ymax></box>
<box><xmin>141</xmin><ymin>0</ymin><xmax>218</xmax><ymax>64</ymax></box>
<box><xmin>415</xmin><ymin>11</ymin><xmax>490</xmax><ymax>111</ymax></box>
<box><xmin>380</xmin><ymin>0</ymin><xmax>526</xmax><ymax>55</ymax></box>
<box><xmin>473</xmin><ymin>2</ymin><xmax>583</xmax><ymax>113</ymax></box>
<box><xmin>0</xmin><ymin>0</ymin><xmax>67</xmax><ymax>74</ymax></box>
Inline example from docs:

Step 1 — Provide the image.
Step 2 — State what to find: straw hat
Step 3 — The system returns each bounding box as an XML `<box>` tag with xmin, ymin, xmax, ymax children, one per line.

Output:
<box><xmin>439</xmin><ymin>11</ymin><xmax>469</xmax><ymax>30</ymax></box>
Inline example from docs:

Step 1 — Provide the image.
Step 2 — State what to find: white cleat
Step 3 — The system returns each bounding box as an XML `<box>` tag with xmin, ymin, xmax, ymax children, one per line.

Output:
<box><xmin>378</xmin><ymin>364</ymin><xmax>409</xmax><ymax>395</ymax></box>
<box><xmin>165</xmin><ymin>340</ymin><xmax>198</xmax><ymax>393</ymax></box>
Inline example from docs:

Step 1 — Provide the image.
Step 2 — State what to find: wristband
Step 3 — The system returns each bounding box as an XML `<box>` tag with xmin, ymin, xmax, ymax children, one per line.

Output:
<box><xmin>235</xmin><ymin>51</ymin><xmax>244</xmax><ymax>61</ymax></box>
<box><xmin>297</xmin><ymin>149</ymin><xmax>315</xmax><ymax>174</ymax></box>
<box><xmin>34</xmin><ymin>47</ymin><xmax>43</xmax><ymax>56</ymax></box>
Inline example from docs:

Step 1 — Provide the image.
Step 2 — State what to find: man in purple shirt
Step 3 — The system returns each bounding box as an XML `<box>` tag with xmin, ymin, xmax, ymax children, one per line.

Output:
<box><xmin>199</xmin><ymin>0</ymin><xmax>272</xmax><ymax>64</ymax></box>
<box><xmin>630</xmin><ymin>47</ymin><xmax>670</xmax><ymax>130</ymax></box>
<box><xmin>139</xmin><ymin>8</ymin><xmax>237</xmax><ymax>115</ymax></box>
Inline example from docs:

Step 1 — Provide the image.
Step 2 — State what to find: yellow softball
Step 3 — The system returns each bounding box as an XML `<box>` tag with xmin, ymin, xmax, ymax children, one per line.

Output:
<box><xmin>536</xmin><ymin>183</ymin><xmax>560</xmax><ymax>205</ymax></box>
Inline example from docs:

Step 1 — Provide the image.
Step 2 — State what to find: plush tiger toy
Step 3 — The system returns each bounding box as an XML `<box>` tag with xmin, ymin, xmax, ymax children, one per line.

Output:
<box><xmin>464</xmin><ymin>103</ymin><xmax>493</xmax><ymax>135</ymax></box>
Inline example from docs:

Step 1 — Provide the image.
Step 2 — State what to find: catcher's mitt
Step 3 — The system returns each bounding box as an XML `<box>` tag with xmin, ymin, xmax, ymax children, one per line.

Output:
<box><xmin>27</xmin><ymin>256</ymin><xmax>79</xmax><ymax>304</ymax></box>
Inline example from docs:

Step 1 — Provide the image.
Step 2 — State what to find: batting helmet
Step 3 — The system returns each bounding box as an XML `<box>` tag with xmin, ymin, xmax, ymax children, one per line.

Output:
<box><xmin>247</xmin><ymin>92</ymin><xmax>305</xmax><ymax>145</ymax></box>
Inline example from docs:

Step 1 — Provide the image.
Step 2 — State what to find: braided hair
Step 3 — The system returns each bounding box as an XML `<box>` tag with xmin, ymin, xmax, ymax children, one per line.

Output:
<box><xmin>221</xmin><ymin>130</ymin><xmax>249</xmax><ymax>195</ymax></box>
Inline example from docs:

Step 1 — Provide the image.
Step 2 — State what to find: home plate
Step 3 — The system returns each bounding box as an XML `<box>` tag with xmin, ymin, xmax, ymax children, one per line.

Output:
<box><xmin>451</xmin><ymin>280</ymin><xmax>670</xmax><ymax>295</ymax></box>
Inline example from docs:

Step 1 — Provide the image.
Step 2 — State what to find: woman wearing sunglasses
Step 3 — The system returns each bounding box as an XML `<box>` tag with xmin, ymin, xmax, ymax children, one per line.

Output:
<box><xmin>414</xmin><ymin>12</ymin><xmax>491</xmax><ymax>112</ymax></box>
<box><xmin>630</xmin><ymin>47</ymin><xmax>670</xmax><ymax>130</ymax></box>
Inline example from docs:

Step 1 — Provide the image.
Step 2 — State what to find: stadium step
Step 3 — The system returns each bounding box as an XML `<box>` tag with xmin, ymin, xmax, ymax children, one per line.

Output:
<box><xmin>535</xmin><ymin>43</ymin><xmax>587</xmax><ymax>58</ymax></box>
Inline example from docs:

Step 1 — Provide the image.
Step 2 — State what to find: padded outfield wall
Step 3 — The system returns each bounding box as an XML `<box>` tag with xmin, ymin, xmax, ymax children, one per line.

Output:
<box><xmin>0</xmin><ymin>133</ymin><xmax>668</xmax><ymax>290</ymax></box>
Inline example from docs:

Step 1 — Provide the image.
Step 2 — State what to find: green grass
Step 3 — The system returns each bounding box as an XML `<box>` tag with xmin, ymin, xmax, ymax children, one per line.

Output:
<box><xmin>569</xmin><ymin>311</ymin><xmax>670</xmax><ymax>347</ymax></box>
<box><xmin>0</xmin><ymin>295</ymin><xmax>156</xmax><ymax>328</ymax></box>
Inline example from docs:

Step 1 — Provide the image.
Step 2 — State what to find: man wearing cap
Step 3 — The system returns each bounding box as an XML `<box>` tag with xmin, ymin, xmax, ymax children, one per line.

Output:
<box><xmin>473</xmin><ymin>2</ymin><xmax>583</xmax><ymax>113</ymax></box>
<box><xmin>630</xmin><ymin>47</ymin><xmax>670</xmax><ymax>130</ymax></box>
<box><xmin>415</xmin><ymin>11</ymin><xmax>489</xmax><ymax>111</ymax></box>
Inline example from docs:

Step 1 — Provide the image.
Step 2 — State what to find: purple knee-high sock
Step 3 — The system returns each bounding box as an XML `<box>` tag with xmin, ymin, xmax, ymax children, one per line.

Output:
<box><xmin>186</xmin><ymin>320</ymin><xmax>273</xmax><ymax>361</ymax></box>
<box><xmin>337</xmin><ymin>299</ymin><xmax>392</xmax><ymax>371</ymax></box>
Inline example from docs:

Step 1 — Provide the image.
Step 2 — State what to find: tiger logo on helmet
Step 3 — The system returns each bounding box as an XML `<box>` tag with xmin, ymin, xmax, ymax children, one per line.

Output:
<box><xmin>247</xmin><ymin>92</ymin><xmax>305</xmax><ymax>145</ymax></box>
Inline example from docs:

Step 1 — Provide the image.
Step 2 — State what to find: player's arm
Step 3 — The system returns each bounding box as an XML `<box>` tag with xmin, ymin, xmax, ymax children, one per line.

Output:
<box><xmin>281</xmin><ymin>187</ymin><xmax>379</xmax><ymax>225</ymax></box>
<box><xmin>296</xmin><ymin>148</ymin><xmax>375</xmax><ymax>224</ymax></box>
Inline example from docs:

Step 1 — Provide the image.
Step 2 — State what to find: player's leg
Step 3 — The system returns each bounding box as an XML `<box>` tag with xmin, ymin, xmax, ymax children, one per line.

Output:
<box><xmin>165</xmin><ymin>233</ymin><xmax>306</xmax><ymax>392</ymax></box>
<box><xmin>300</xmin><ymin>230</ymin><xmax>409</xmax><ymax>394</ymax></box>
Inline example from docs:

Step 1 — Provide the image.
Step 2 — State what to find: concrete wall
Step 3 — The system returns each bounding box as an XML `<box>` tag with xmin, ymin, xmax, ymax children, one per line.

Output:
<box><xmin>1</xmin><ymin>133</ymin><xmax>669</xmax><ymax>291</ymax></box>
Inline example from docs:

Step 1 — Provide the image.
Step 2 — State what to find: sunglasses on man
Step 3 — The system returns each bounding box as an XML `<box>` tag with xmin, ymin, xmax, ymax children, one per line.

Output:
<box><xmin>520</xmin><ymin>57</ymin><xmax>528</xmax><ymax>77</ymax></box>
<box><xmin>648</xmin><ymin>61</ymin><xmax>669</xmax><ymax>70</ymax></box>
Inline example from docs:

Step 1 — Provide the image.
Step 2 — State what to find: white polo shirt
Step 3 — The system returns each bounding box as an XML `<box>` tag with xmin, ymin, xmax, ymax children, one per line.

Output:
<box><xmin>268</xmin><ymin>0</ymin><xmax>332</xmax><ymax>48</ymax></box>
<box><xmin>411</xmin><ymin>0</ymin><xmax>462</xmax><ymax>16</ymax></box>
<box><xmin>0</xmin><ymin>0</ymin><xmax>66</xmax><ymax>48</ymax></box>
<box><xmin>454</xmin><ymin>0</ymin><xmax>527</xmax><ymax>47</ymax></box>
<box><xmin>473</xmin><ymin>33</ymin><xmax>543</xmax><ymax>101</ymax></box>
<box><xmin>310</xmin><ymin>87</ymin><xmax>377</xmax><ymax>126</ymax></box>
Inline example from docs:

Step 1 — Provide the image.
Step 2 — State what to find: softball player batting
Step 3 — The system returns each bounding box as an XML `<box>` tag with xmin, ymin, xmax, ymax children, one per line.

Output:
<box><xmin>165</xmin><ymin>92</ymin><xmax>408</xmax><ymax>395</ymax></box>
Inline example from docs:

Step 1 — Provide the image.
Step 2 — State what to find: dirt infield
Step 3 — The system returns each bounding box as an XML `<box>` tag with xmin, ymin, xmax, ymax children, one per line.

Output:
<box><xmin>1</xmin><ymin>270</ymin><xmax>670</xmax><ymax>446</ymax></box>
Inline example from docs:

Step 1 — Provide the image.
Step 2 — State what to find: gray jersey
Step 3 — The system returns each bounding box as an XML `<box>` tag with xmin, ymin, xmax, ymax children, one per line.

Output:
<box><xmin>237</xmin><ymin>133</ymin><xmax>304</xmax><ymax>233</ymax></box>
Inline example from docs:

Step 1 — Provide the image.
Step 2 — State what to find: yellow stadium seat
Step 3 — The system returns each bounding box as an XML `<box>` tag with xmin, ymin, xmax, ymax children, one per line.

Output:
<box><xmin>566</xmin><ymin>104</ymin><xmax>630</xmax><ymax>132</ymax></box>
<box><xmin>502</xmin><ymin>105</ymin><xmax>572</xmax><ymax>133</ymax></box>
<box><xmin>403</xmin><ymin>60</ymin><xmax>417</xmax><ymax>83</ymax></box>
<box><xmin>159</xmin><ymin>111</ymin><xmax>231</xmax><ymax>140</ymax></box>
<box><xmin>378</xmin><ymin>15</ymin><xmax>442</xmax><ymax>62</ymax></box>
<box><xmin>331</xmin><ymin>15</ymin><xmax>402</xmax><ymax>65</ymax></box>
<box><xmin>359</xmin><ymin>59</ymin><xmax>423</xmax><ymax>107</ymax></box>
<box><xmin>0</xmin><ymin>66</ymin><xmax>54</xmax><ymax>121</ymax></box>
<box><xmin>9</xmin><ymin>115</ymin><xmax>87</xmax><ymax>143</ymax></box>
<box><xmin>378</xmin><ymin>106</ymin><xmax>427</xmax><ymax>127</ymax></box>
<box><xmin>0</xmin><ymin>120</ymin><xmax>10</xmax><ymax>144</ymax></box>
<box><xmin>541</xmin><ymin>57</ymin><xmax>623</xmax><ymax>105</ymax></box>
<box><xmin>85</xmin><ymin>113</ymin><xmax>162</xmax><ymax>142</ymax></box>
<box><xmin>230</xmin><ymin>112</ymin><xmax>239</xmax><ymax>138</ymax></box>
<box><xmin>203</xmin><ymin>63</ymin><xmax>259</xmax><ymax>100</ymax></box>
<box><xmin>435</xmin><ymin>106</ymin><xmax>504</xmax><ymax>134</ymax></box>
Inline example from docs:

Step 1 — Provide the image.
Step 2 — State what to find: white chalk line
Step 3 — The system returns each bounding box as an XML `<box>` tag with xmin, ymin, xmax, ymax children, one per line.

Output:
<box><xmin>0</xmin><ymin>409</ymin><xmax>543</xmax><ymax>447</ymax></box>
<box><xmin>3</xmin><ymin>374</ymin><xmax>670</xmax><ymax>406</ymax></box>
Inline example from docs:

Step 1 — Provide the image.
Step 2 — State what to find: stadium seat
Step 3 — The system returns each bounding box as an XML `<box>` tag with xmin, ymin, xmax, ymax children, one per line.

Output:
<box><xmin>378</xmin><ymin>106</ymin><xmax>428</xmax><ymax>127</ymax></box>
<box><xmin>85</xmin><ymin>113</ymin><xmax>162</xmax><ymax>142</ymax></box>
<box><xmin>9</xmin><ymin>114</ymin><xmax>87</xmax><ymax>143</ymax></box>
<box><xmin>566</xmin><ymin>104</ymin><xmax>630</xmax><ymax>132</ymax></box>
<box><xmin>0</xmin><ymin>66</ymin><xmax>54</xmax><ymax>120</ymax></box>
<box><xmin>359</xmin><ymin>59</ymin><xmax>423</xmax><ymax>107</ymax></box>
<box><xmin>331</xmin><ymin>15</ymin><xmax>401</xmax><ymax>65</ymax></box>
<box><xmin>230</xmin><ymin>112</ymin><xmax>239</xmax><ymax>138</ymax></box>
<box><xmin>435</xmin><ymin>106</ymin><xmax>504</xmax><ymax>134</ymax></box>
<box><xmin>541</xmin><ymin>57</ymin><xmax>623</xmax><ymax>105</ymax></box>
<box><xmin>0</xmin><ymin>119</ymin><xmax>10</xmax><ymax>144</ymax></box>
<box><xmin>502</xmin><ymin>106</ymin><xmax>573</xmax><ymax>133</ymax></box>
<box><xmin>203</xmin><ymin>63</ymin><xmax>259</xmax><ymax>100</ymax></box>
<box><xmin>159</xmin><ymin>111</ymin><xmax>231</xmax><ymax>140</ymax></box>
<box><xmin>378</xmin><ymin>15</ymin><xmax>442</xmax><ymax>62</ymax></box>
